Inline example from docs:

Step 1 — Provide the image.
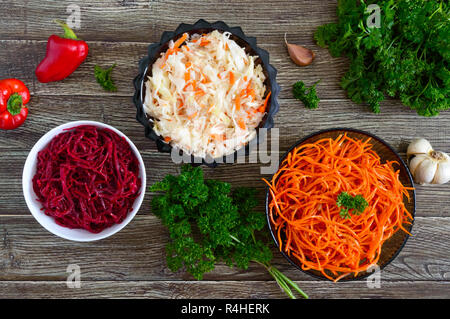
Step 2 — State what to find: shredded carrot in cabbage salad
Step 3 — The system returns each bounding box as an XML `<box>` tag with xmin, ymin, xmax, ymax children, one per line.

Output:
<box><xmin>144</xmin><ymin>31</ymin><xmax>269</xmax><ymax>158</ymax></box>
<box><xmin>263</xmin><ymin>134</ymin><xmax>414</xmax><ymax>282</ymax></box>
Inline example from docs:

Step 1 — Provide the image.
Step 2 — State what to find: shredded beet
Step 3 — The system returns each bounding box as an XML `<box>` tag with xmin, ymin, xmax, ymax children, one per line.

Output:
<box><xmin>32</xmin><ymin>125</ymin><xmax>142</xmax><ymax>233</ymax></box>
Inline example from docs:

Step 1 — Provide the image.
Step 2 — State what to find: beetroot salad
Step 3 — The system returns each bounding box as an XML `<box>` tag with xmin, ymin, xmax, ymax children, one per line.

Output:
<box><xmin>32</xmin><ymin>125</ymin><xmax>141</xmax><ymax>233</ymax></box>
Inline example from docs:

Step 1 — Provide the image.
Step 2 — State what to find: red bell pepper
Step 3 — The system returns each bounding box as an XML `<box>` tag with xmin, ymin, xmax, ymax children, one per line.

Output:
<box><xmin>0</xmin><ymin>78</ymin><xmax>30</xmax><ymax>130</ymax></box>
<box><xmin>35</xmin><ymin>20</ymin><xmax>89</xmax><ymax>83</ymax></box>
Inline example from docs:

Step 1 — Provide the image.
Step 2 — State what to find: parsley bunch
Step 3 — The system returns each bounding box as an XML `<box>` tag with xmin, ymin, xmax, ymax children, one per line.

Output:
<box><xmin>293</xmin><ymin>80</ymin><xmax>321</xmax><ymax>109</ymax></box>
<box><xmin>314</xmin><ymin>0</ymin><xmax>449</xmax><ymax>116</ymax></box>
<box><xmin>150</xmin><ymin>165</ymin><xmax>308</xmax><ymax>299</ymax></box>
<box><xmin>336</xmin><ymin>192</ymin><xmax>369</xmax><ymax>219</ymax></box>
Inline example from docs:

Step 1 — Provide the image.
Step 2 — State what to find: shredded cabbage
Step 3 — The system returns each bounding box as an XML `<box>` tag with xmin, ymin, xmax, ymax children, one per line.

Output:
<box><xmin>144</xmin><ymin>30</ymin><xmax>269</xmax><ymax>158</ymax></box>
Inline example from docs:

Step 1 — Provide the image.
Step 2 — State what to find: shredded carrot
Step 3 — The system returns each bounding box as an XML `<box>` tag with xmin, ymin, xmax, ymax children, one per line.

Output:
<box><xmin>183</xmin><ymin>80</ymin><xmax>197</xmax><ymax>91</ymax></box>
<box><xmin>195</xmin><ymin>89</ymin><xmax>205</xmax><ymax>97</ymax></box>
<box><xmin>211</xmin><ymin>134</ymin><xmax>225</xmax><ymax>142</ymax></box>
<box><xmin>174</xmin><ymin>33</ymin><xmax>188</xmax><ymax>49</ymax></box>
<box><xmin>244</xmin><ymin>79</ymin><xmax>251</xmax><ymax>90</ymax></box>
<box><xmin>247</xmin><ymin>89</ymin><xmax>256</xmax><ymax>101</ymax></box>
<box><xmin>200</xmin><ymin>72</ymin><xmax>210</xmax><ymax>84</ymax></box>
<box><xmin>256</xmin><ymin>91</ymin><xmax>271</xmax><ymax>113</ymax></box>
<box><xmin>263</xmin><ymin>134</ymin><xmax>414</xmax><ymax>282</ymax></box>
<box><xmin>187</xmin><ymin>112</ymin><xmax>198</xmax><ymax>120</ymax></box>
<box><xmin>243</xmin><ymin>79</ymin><xmax>254</xmax><ymax>100</ymax></box>
<box><xmin>165</xmin><ymin>33</ymin><xmax>188</xmax><ymax>61</ymax></box>
<box><xmin>229</xmin><ymin>72</ymin><xmax>235</xmax><ymax>85</ymax></box>
<box><xmin>263</xmin><ymin>91</ymin><xmax>271</xmax><ymax>108</ymax></box>
<box><xmin>199</xmin><ymin>38</ymin><xmax>211</xmax><ymax>46</ymax></box>
<box><xmin>235</xmin><ymin>93</ymin><xmax>241</xmax><ymax>111</ymax></box>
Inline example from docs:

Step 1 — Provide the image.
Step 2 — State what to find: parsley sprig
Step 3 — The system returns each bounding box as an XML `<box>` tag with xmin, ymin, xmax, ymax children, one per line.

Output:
<box><xmin>150</xmin><ymin>165</ymin><xmax>308</xmax><ymax>299</ymax></box>
<box><xmin>337</xmin><ymin>192</ymin><xmax>369</xmax><ymax>219</ymax></box>
<box><xmin>293</xmin><ymin>80</ymin><xmax>321</xmax><ymax>109</ymax></box>
<box><xmin>314</xmin><ymin>0</ymin><xmax>449</xmax><ymax>116</ymax></box>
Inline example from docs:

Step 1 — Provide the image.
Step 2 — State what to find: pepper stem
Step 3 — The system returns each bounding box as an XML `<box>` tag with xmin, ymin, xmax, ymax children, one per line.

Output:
<box><xmin>7</xmin><ymin>93</ymin><xmax>23</xmax><ymax>116</ymax></box>
<box><xmin>54</xmin><ymin>19</ymin><xmax>78</xmax><ymax>40</ymax></box>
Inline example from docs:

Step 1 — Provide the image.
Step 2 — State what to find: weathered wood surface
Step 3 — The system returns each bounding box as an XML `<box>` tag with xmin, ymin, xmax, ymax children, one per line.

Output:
<box><xmin>0</xmin><ymin>0</ymin><xmax>449</xmax><ymax>298</ymax></box>
<box><xmin>0</xmin><ymin>281</ymin><xmax>448</xmax><ymax>299</ymax></box>
<box><xmin>0</xmin><ymin>40</ymin><xmax>346</xmax><ymax>99</ymax></box>
<box><xmin>0</xmin><ymin>216</ymin><xmax>449</xmax><ymax>282</ymax></box>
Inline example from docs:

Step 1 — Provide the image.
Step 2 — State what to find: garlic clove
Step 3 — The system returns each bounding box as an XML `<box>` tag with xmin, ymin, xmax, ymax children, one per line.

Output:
<box><xmin>408</xmin><ymin>154</ymin><xmax>427</xmax><ymax>176</ymax></box>
<box><xmin>407</xmin><ymin>138</ymin><xmax>433</xmax><ymax>158</ymax></box>
<box><xmin>284</xmin><ymin>33</ymin><xmax>315</xmax><ymax>67</ymax></box>
<box><xmin>432</xmin><ymin>153</ymin><xmax>450</xmax><ymax>185</ymax></box>
<box><xmin>415</xmin><ymin>158</ymin><xmax>438</xmax><ymax>185</ymax></box>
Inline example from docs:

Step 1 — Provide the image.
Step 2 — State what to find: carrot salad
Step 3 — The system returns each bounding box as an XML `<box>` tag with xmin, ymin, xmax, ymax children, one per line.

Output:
<box><xmin>264</xmin><ymin>134</ymin><xmax>413</xmax><ymax>281</ymax></box>
<box><xmin>144</xmin><ymin>30</ymin><xmax>269</xmax><ymax>158</ymax></box>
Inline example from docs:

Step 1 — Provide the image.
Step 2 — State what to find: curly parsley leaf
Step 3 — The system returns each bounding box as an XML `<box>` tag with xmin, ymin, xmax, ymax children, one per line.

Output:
<box><xmin>337</xmin><ymin>192</ymin><xmax>369</xmax><ymax>219</ymax></box>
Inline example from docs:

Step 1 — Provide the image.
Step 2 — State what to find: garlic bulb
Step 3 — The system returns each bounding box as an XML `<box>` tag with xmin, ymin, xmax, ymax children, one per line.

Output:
<box><xmin>407</xmin><ymin>138</ymin><xmax>450</xmax><ymax>185</ymax></box>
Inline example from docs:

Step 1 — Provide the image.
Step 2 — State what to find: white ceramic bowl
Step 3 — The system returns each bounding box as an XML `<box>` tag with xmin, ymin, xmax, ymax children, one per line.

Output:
<box><xmin>23</xmin><ymin>121</ymin><xmax>146</xmax><ymax>242</ymax></box>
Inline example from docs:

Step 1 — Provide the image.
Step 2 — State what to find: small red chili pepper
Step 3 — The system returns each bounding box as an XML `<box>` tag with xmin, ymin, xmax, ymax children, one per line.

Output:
<box><xmin>35</xmin><ymin>20</ymin><xmax>89</xmax><ymax>83</ymax></box>
<box><xmin>0</xmin><ymin>78</ymin><xmax>30</xmax><ymax>130</ymax></box>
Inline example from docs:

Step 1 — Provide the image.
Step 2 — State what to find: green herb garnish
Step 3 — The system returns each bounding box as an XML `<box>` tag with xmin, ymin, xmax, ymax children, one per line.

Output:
<box><xmin>337</xmin><ymin>192</ymin><xmax>369</xmax><ymax>219</ymax></box>
<box><xmin>150</xmin><ymin>165</ymin><xmax>308</xmax><ymax>299</ymax></box>
<box><xmin>293</xmin><ymin>80</ymin><xmax>320</xmax><ymax>109</ymax></box>
<box><xmin>94</xmin><ymin>64</ymin><xmax>117</xmax><ymax>92</ymax></box>
<box><xmin>314</xmin><ymin>0</ymin><xmax>449</xmax><ymax>116</ymax></box>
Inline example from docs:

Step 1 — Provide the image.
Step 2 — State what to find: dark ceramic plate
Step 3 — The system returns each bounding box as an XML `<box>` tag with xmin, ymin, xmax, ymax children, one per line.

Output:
<box><xmin>265</xmin><ymin>128</ymin><xmax>416</xmax><ymax>281</ymax></box>
<box><xmin>133</xmin><ymin>19</ymin><xmax>281</xmax><ymax>166</ymax></box>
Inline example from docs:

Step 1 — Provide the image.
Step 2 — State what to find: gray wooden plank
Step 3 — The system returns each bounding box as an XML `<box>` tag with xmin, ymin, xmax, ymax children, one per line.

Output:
<box><xmin>0</xmin><ymin>216</ymin><xmax>449</xmax><ymax>282</ymax></box>
<box><xmin>0</xmin><ymin>0</ymin><xmax>336</xmax><ymax>42</ymax></box>
<box><xmin>0</xmin><ymin>280</ymin><xmax>447</xmax><ymax>299</ymax></box>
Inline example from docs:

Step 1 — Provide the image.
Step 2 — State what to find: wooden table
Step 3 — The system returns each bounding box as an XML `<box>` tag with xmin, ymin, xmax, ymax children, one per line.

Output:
<box><xmin>0</xmin><ymin>0</ymin><xmax>449</xmax><ymax>299</ymax></box>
